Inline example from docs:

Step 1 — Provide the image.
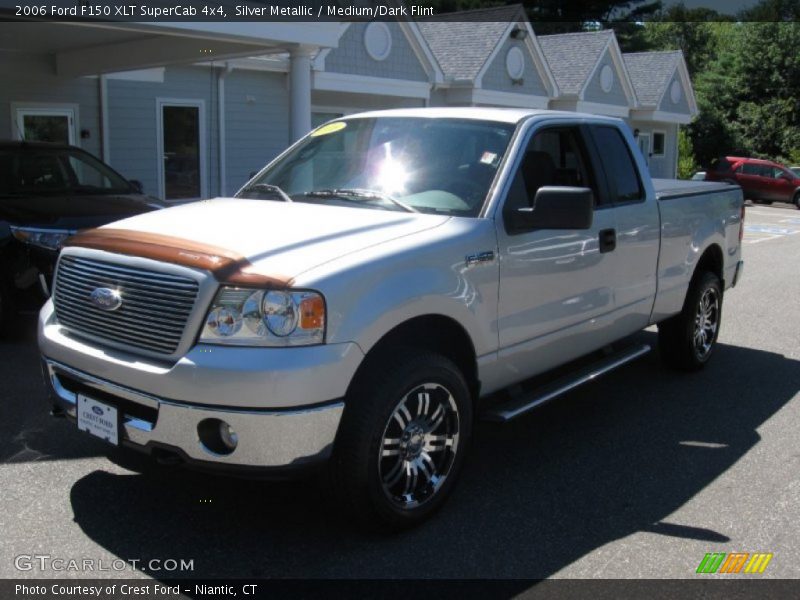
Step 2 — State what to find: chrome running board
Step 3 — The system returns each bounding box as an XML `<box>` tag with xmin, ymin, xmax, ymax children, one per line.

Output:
<box><xmin>482</xmin><ymin>344</ymin><xmax>651</xmax><ymax>423</ymax></box>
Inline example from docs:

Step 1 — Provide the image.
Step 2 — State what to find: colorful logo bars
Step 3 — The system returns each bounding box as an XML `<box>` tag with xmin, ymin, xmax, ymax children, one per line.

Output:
<box><xmin>696</xmin><ymin>552</ymin><xmax>773</xmax><ymax>574</ymax></box>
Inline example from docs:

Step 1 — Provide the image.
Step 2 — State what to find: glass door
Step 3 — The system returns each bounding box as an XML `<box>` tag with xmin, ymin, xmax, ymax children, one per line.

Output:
<box><xmin>637</xmin><ymin>133</ymin><xmax>651</xmax><ymax>167</ymax></box>
<box><xmin>159</xmin><ymin>102</ymin><xmax>203</xmax><ymax>200</ymax></box>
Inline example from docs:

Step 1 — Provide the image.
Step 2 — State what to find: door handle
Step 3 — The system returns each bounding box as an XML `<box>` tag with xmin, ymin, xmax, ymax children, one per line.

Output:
<box><xmin>599</xmin><ymin>228</ymin><xmax>616</xmax><ymax>253</ymax></box>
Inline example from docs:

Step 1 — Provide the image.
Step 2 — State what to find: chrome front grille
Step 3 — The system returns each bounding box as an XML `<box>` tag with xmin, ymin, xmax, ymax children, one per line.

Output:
<box><xmin>53</xmin><ymin>255</ymin><xmax>199</xmax><ymax>356</ymax></box>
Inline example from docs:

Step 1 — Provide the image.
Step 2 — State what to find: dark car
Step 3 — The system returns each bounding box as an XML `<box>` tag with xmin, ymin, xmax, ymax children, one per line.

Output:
<box><xmin>0</xmin><ymin>141</ymin><xmax>165</xmax><ymax>333</ymax></box>
<box><xmin>706</xmin><ymin>156</ymin><xmax>800</xmax><ymax>208</ymax></box>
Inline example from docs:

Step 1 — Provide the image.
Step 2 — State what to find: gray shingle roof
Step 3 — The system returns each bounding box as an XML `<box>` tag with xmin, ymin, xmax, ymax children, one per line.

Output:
<box><xmin>418</xmin><ymin>4</ymin><xmax>524</xmax><ymax>81</ymax></box>
<box><xmin>623</xmin><ymin>51</ymin><xmax>683</xmax><ymax>106</ymax></box>
<box><xmin>538</xmin><ymin>30</ymin><xmax>614</xmax><ymax>96</ymax></box>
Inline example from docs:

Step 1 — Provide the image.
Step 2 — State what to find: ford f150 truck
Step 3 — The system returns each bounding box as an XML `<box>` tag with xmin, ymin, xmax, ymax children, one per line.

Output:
<box><xmin>39</xmin><ymin>108</ymin><xmax>744</xmax><ymax>529</ymax></box>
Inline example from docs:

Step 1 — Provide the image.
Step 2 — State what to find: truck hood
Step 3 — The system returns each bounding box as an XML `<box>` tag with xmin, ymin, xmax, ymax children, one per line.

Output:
<box><xmin>100</xmin><ymin>198</ymin><xmax>450</xmax><ymax>280</ymax></box>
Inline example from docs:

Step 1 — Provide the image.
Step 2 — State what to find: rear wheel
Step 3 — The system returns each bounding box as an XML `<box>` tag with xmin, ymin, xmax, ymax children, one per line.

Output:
<box><xmin>793</xmin><ymin>191</ymin><xmax>800</xmax><ymax>209</ymax></box>
<box><xmin>658</xmin><ymin>271</ymin><xmax>723</xmax><ymax>371</ymax></box>
<box><xmin>330</xmin><ymin>349</ymin><xmax>472</xmax><ymax>531</ymax></box>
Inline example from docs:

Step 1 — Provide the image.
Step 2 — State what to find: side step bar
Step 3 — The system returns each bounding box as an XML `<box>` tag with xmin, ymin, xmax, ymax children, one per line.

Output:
<box><xmin>482</xmin><ymin>343</ymin><xmax>651</xmax><ymax>423</ymax></box>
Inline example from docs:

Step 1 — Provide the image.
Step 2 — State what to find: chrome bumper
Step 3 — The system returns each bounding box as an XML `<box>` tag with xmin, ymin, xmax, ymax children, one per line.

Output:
<box><xmin>44</xmin><ymin>359</ymin><xmax>343</xmax><ymax>470</ymax></box>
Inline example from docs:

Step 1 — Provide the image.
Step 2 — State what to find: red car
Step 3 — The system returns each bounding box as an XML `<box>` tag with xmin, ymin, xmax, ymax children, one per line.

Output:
<box><xmin>706</xmin><ymin>156</ymin><xmax>800</xmax><ymax>208</ymax></box>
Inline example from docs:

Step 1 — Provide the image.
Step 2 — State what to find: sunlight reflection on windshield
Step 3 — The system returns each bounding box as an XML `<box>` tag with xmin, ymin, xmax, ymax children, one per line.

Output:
<box><xmin>373</xmin><ymin>145</ymin><xmax>409</xmax><ymax>195</ymax></box>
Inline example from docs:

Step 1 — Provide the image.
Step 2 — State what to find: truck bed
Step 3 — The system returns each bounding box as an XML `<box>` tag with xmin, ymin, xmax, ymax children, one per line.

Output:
<box><xmin>652</xmin><ymin>178</ymin><xmax>737</xmax><ymax>201</ymax></box>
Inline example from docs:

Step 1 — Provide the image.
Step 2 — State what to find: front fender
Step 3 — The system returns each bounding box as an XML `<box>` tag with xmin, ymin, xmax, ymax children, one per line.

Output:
<box><xmin>296</xmin><ymin>218</ymin><xmax>500</xmax><ymax>359</ymax></box>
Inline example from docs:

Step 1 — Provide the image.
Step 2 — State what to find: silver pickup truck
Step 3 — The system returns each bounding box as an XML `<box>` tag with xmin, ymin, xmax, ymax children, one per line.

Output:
<box><xmin>39</xmin><ymin>108</ymin><xmax>744</xmax><ymax>529</ymax></box>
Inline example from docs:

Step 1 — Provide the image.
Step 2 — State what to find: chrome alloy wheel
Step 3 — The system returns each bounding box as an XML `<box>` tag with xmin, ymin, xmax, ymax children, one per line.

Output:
<box><xmin>378</xmin><ymin>383</ymin><xmax>460</xmax><ymax>509</ymax></box>
<box><xmin>694</xmin><ymin>287</ymin><xmax>720</xmax><ymax>359</ymax></box>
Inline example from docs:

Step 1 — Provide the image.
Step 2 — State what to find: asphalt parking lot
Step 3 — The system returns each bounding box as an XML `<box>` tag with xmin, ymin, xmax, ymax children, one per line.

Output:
<box><xmin>1</xmin><ymin>202</ymin><xmax>798</xmax><ymax>582</ymax></box>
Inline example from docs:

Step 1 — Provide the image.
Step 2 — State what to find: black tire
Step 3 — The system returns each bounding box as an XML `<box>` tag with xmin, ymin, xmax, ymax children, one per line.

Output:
<box><xmin>793</xmin><ymin>191</ymin><xmax>800</xmax><ymax>210</ymax></box>
<box><xmin>658</xmin><ymin>271</ymin><xmax>723</xmax><ymax>371</ymax></box>
<box><xmin>330</xmin><ymin>348</ymin><xmax>472</xmax><ymax>531</ymax></box>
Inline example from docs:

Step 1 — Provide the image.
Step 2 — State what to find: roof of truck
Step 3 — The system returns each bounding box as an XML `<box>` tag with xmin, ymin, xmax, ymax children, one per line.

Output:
<box><xmin>338</xmin><ymin>107</ymin><xmax>623</xmax><ymax>125</ymax></box>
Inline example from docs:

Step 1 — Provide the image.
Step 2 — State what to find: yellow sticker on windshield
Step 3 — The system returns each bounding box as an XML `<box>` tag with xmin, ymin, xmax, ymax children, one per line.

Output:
<box><xmin>310</xmin><ymin>122</ymin><xmax>347</xmax><ymax>137</ymax></box>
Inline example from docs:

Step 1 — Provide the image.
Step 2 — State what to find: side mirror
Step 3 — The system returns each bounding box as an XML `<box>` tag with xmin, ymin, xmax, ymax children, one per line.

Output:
<box><xmin>509</xmin><ymin>186</ymin><xmax>594</xmax><ymax>231</ymax></box>
<box><xmin>129</xmin><ymin>179</ymin><xmax>143</xmax><ymax>194</ymax></box>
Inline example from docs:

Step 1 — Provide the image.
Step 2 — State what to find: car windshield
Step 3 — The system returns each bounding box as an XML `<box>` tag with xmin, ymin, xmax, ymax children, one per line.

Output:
<box><xmin>0</xmin><ymin>147</ymin><xmax>131</xmax><ymax>197</ymax></box>
<box><xmin>236</xmin><ymin>117</ymin><xmax>516</xmax><ymax>216</ymax></box>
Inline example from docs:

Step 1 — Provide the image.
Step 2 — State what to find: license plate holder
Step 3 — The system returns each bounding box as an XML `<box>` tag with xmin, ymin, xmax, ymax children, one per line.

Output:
<box><xmin>77</xmin><ymin>394</ymin><xmax>119</xmax><ymax>446</ymax></box>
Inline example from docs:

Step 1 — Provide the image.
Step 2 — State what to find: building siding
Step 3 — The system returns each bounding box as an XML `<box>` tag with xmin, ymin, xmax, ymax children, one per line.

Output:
<box><xmin>323</xmin><ymin>22</ymin><xmax>428</xmax><ymax>82</ymax></box>
<box><xmin>583</xmin><ymin>51</ymin><xmax>629</xmax><ymax>107</ymax></box>
<box><xmin>224</xmin><ymin>69</ymin><xmax>290</xmax><ymax>195</ymax></box>
<box><xmin>481</xmin><ymin>38</ymin><xmax>548</xmax><ymax>97</ymax></box>
<box><xmin>626</xmin><ymin>119</ymin><xmax>678</xmax><ymax>179</ymax></box>
<box><xmin>0</xmin><ymin>52</ymin><xmax>101</xmax><ymax>158</ymax></box>
<box><xmin>313</xmin><ymin>90</ymin><xmax>425</xmax><ymax>112</ymax></box>
<box><xmin>107</xmin><ymin>65</ymin><xmax>219</xmax><ymax>199</ymax></box>
<box><xmin>657</xmin><ymin>70</ymin><xmax>691</xmax><ymax>115</ymax></box>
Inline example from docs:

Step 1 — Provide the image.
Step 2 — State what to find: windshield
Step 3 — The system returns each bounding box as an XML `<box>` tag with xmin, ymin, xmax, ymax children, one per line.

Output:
<box><xmin>0</xmin><ymin>147</ymin><xmax>132</xmax><ymax>197</ymax></box>
<box><xmin>237</xmin><ymin>117</ymin><xmax>515</xmax><ymax>216</ymax></box>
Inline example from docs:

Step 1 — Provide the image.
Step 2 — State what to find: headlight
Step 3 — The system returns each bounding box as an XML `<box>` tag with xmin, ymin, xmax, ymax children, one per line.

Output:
<box><xmin>200</xmin><ymin>287</ymin><xmax>325</xmax><ymax>346</ymax></box>
<box><xmin>10</xmin><ymin>227</ymin><xmax>73</xmax><ymax>251</ymax></box>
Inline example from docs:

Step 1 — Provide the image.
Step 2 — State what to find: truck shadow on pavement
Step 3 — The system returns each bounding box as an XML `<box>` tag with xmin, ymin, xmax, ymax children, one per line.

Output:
<box><xmin>62</xmin><ymin>331</ymin><xmax>800</xmax><ymax>580</ymax></box>
<box><xmin>0</xmin><ymin>316</ymin><xmax>107</xmax><ymax>463</ymax></box>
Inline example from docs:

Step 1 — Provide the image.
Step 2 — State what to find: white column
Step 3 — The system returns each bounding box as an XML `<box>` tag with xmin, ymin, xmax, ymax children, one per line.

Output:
<box><xmin>289</xmin><ymin>47</ymin><xmax>314</xmax><ymax>142</ymax></box>
<box><xmin>99</xmin><ymin>74</ymin><xmax>110</xmax><ymax>163</ymax></box>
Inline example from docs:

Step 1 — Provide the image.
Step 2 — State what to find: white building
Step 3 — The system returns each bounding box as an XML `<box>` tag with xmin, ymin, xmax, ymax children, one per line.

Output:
<box><xmin>0</xmin><ymin>5</ymin><xmax>697</xmax><ymax>201</ymax></box>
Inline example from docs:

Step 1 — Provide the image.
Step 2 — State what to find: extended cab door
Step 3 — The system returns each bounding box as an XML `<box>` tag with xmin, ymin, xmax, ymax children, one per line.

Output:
<box><xmin>494</xmin><ymin>123</ymin><xmax>620</xmax><ymax>380</ymax></box>
<box><xmin>586</xmin><ymin>124</ymin><xmax>660</xmax><ymax>332</ymax></box>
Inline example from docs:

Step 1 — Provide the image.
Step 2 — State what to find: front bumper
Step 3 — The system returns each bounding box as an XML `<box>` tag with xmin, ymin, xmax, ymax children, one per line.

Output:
<box><xmin>43</xmin><ymin>358</ymin><xmax>344</xmax><ymax>472</ymax></box>
<box><xmin>38</xmin><ymin>301</ymin><xmax>363</xmax><ymax>471</ymax></box>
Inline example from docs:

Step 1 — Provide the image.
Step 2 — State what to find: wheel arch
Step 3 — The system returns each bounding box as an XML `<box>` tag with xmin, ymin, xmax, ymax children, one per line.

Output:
<box><xmin>693</xmin><ymin>243</ymin><xmax>724</xmax><ymax>287</ymax></box>
<box><xmin>347</xmin><ymin>314</ymin><xmax>480</xmax><ymax>402</ymax></box>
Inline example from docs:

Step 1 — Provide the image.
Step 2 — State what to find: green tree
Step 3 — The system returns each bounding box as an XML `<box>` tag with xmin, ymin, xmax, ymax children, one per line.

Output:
<box><xmin>640</xmin><ymin>4</ymin><xmax>732</xmax><ymax>76</ymax></box>
<box><xmin>691</xmin><ymin>21</ymin><xmax>800</xmax><ymax>164</ymax></box>
<box><xmin>677</xmin><ymin>128</ymin><xmax>699</xmax><ymax>179</ymax></box>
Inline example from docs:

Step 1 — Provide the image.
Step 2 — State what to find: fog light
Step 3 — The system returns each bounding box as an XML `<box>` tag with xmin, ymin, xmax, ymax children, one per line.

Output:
<box><xmin>219</xmin><ymin>421</ymin><xmax>238</xmax><ymax>451</ymax></box>
<box><xmin>197</xmin><ymin>418</ymin><xmax>238</xmax><ymax>456</ymax></box>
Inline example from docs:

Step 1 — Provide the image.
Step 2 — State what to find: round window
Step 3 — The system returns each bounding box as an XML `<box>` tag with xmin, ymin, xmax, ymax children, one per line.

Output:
<box><xmin>364</xmin><ymin>23</ymin><xmax>392</xmax><ymax>61</ymax></box>
<box><xmin>670</xmin><ymin>80</ymin><xmax>682</xmax><ymax>104</ymax></box>
<box><xmin>600</xmin><ymin>65</ymin><xmax>614</xmax><ymax>93</ymax></box>
<box><xmin>505</xmin><ymin>47</ymin><xmax>525</xmax><ymax>80</ymax></box>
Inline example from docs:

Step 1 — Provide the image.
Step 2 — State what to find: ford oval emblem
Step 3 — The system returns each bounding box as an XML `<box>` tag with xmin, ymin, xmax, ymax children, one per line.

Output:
<box><xmin>91</xmin><ymin>406</ymin><xmax>104</xmax><ymax>416</ymax></box>
<box><xmin>90</xmin><ymin>287</ymin><xmax>122</xmax><ymax>312</ymax></box>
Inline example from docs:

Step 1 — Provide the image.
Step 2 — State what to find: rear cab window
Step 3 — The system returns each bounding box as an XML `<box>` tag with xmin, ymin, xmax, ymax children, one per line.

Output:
<box><xmin>587</xmin><ymin>125</ymin><xmax>644</xmax><ymax>205</ymax></box>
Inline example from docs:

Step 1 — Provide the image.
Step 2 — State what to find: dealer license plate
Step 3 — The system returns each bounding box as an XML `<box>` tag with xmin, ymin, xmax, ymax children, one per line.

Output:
<box><xmin>77</xmin><ymin>394</ymin><xmax>119</xmax><ymax>446</ymax></box>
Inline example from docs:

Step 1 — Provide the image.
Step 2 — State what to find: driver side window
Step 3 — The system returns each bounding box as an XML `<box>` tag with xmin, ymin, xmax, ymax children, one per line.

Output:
<box><xmin>503</xmin><ymin>127</ymin><xmax>595</xmax><ymax>224</ymax></box>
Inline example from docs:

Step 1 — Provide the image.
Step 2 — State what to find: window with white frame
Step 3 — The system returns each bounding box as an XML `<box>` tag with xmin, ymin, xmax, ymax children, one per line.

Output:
<box><xmin>13</xmin><ymin>105</ymin><xmax>77</xmax><ymax>145</ymax></box>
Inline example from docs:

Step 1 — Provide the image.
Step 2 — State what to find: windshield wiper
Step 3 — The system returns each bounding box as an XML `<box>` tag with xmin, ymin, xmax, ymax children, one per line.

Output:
<box><xmin>304</xmin><ymin>188</ymin><xmax>417</xmax><ymax>213</ymax></box>
<box><xmin>236</xmin><ymin>183</ymin><xmax>293</xmax><ymax>202</ymax></box>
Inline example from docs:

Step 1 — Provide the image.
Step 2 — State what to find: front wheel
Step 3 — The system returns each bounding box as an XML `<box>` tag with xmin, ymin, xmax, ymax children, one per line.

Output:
<box><xmin>330</xmin><ymin>349</ymin><xmax>472</xmax><ymax>531</ymax></box>
<box><xmin>793</xmin><ymin>191</ymin><xmax>800</xmax><ymax>209</ymax></box>
<box><xmin>658</xmin><ymin>271</ymin><xmax>723</xmax><ymax>370</ymax></box>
